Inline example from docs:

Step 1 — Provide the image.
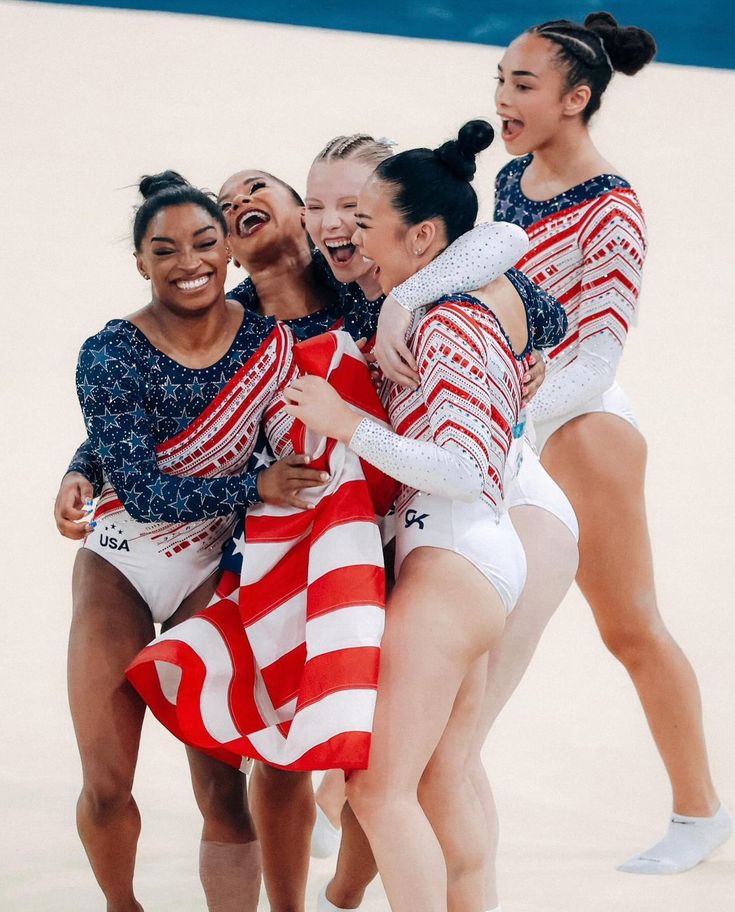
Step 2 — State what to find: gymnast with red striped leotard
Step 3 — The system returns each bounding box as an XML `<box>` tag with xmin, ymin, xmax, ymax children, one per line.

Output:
<box><xmin>285</xmin><ymin>120</ymin><xmax>529</xmax><ymax>912</ymax></box>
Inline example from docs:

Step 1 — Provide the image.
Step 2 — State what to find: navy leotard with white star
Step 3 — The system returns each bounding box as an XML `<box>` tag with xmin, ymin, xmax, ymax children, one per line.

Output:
<box><xmin>75</xmin><ymin>312</ymin><xmax>285</xmax><ymax>522</ymax></box>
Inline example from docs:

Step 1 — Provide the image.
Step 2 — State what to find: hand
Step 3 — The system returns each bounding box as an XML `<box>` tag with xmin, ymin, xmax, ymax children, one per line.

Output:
<box><xmin>54</xmin><ymin>472</ymin><xmax>95</xmax><ymax>539</ymax></box>
<box><xmin>374</xmin><ymin>294</ymin><xmax>420</xmax><ymax>388</ymax></box>
<box><xmin>257</xmin><ymin>454</ymin><xmax>330</xmax><ymax>510</ymax></box>
<box><xmin>283</xmin><ymin>375</ymin><xmax>361</xmax><ymax>443</ymax></box>
<box><xmin>522</xmin><ymin>351</ymin><xmax>546</xmax><ymax>405</ymax></box>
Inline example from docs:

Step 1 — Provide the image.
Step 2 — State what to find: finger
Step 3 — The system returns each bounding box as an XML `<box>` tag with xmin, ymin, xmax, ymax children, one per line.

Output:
<box><xmin>286</xmin><ymin>494</ymin><xmax>315</xmax><ymax>510</ymax></box>
<box><xmin>356</xmin><ymin>337</ymin><xmax>367</xmax><ymax>350</ymax></box>
<box><xmin>58</xmin><ymin>519</ymin><xmax>92</xmax><ymax>540</ymax></box>
<box><xmin>284</xmin><ymin>454</ymin><xmax>312</xmax><ymax>466</ymax></box>
<box><xmin>61</xmin><ymin>506</ymin><xmax>87</xmax><ymax>522</ymax></box>
<box><xmin>394</xmin><ymin>339</ymin><xmax>418</xmax><ymax>372</ymax></box>
<box><xmin>289</xmin><ymin>470</ymin><xmax>330</xmax><ymax>485</ymax></box>
<box><xmin>364</xmin><ymin>350</ymin><xmax>378</xmax><ymax>365</ymax></box>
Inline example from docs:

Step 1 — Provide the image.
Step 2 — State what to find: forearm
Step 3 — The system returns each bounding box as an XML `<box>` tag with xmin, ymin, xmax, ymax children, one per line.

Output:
<box><xmin>349</xmin><ymin>418</ymin><xmax>482</xmax><ymax>502</ymax></box>
<box><xmin>66</xmin><ymin>439</ymin><xmax>104</xmax><ymax>495</ymax></box>
<box><xmin>391</xmin><ymin>222</ymin><xmax>530</xmax><ymax>312</ymax></box>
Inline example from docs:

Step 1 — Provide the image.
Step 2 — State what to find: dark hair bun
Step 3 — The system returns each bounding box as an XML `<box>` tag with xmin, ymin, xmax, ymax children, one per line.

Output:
<box><xmin>138</xmin><ymin>170</ymin><xmax>190</xmax><ymax>200</ymax></box>
<box><xmin>434</xmin><ymin>119</ymin><xmax>494</xmax><ymax>182</ymax></box>
<box><xmin>584</xmin><ymin>11</ymin><xmax>656</xmax><ymax>75</ymax></box>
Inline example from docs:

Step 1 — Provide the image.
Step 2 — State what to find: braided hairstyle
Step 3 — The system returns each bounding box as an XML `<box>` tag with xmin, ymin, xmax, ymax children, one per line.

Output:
<box><xmin>133</xmin><ymin>170</ymin><xmax>227</xmax><ymax>250</ymax></box>
<box><xmin>314</xmin><ymin>134</ymin><xmax>396</xmax><ymax>169</ymax></box>
<box><xmin>374</xmin><ymin>120</ymin><xmax>493</xmax><ymax>244</ymax></box>
<box><xmin>530</xmin><ymin>12</ymin><xmax>656</xmax><ymax>121</ymax></box>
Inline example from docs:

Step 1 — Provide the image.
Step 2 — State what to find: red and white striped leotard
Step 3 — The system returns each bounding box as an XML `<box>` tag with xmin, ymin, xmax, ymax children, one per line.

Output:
<box><xmin>494</xmin><ymin>155</ymin><xmax>647</xmax><ymax>451</ymax></box>
<box><xmin>350</xmin><ymin>295</ymin><xmax>527</xmax><ymax>612</ymax></box>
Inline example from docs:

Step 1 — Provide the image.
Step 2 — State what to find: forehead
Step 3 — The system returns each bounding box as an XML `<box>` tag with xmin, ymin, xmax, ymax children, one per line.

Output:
<box><xmin>218</xmin><ymin>170</ymin><xmax>270</xmax><ymax>199</ymax></box>
<box><xmin>307</xmin><ymin>158</ymin><xmax>376</xmax><ymax>197</ymax></box>
<box><xmin>146</xmin><ymin>202</ymin><xmax>216</xmax><ymax>236</ymax></box>
<box><xmin>500</xmin><ymin>32</ymin><xmax>558</xmax><ymax>73</ymax></box>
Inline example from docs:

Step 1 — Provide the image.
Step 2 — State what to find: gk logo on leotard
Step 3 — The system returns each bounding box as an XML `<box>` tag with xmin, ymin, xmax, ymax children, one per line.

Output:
<box><xmin>404</xmin><ymin>509</ymin><xmax>429</xmax><ymax>530</ymax></box>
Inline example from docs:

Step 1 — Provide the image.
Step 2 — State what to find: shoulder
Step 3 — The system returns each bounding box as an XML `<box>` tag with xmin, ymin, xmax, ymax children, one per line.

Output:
<box><xmin>579</xmin><ymin>187</ymin><xmax>646</xmax><ymax>246</ymax></box>
<box><xmin>495</xmin><ymin>154</ymin><xmax>531</xmax><ymax>190</ymax></box>
<box><xmin>416</xmin><ymin>296</ymin><xmax>494</xmax><ymax>358</ymax></box>
<box><xmin>78</xmin><ymin>320</ymin><xmax>137</xmax><ymax>366</ymax></box>
<box><xmin>227</xmin><ymin>276</ymin><xmax>256</xmax><ymax>309</ymax></box>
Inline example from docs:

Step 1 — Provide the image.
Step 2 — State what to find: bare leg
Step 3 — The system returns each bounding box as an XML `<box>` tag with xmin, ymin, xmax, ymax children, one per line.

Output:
<box><xmin>419</xmin><ymin>657</ymin><xmax>490</xmax><ymax>912</ymax></box>
<box><xmin>322</xmin><ymin>802</ymin><xmax>378</xmax><ymax>909</ymax></box>
<box><xmin>249</xmin><ymin>764</ymin><xmax>315</xmax><ymax>912</ymax></box>
<box><xmin>470</xmin><ymin>504</ymin><xmax>578</xmax><ymax>908</ymax></box>
<box><xmin>347</xmin><ymin>548</ymin><xmax>506</xmax><ymax>912</ymax></box>
<box><xmin>315</xmin><ymin>770</ymin><xmax>346</xmax><ymax>828</ymax></box>
<box><xmin>69</xmin><ymin>550</ymin><xmax>154</xmax><ymax>912</ymax></box>
<box><xmin>542</xmin><ymin>413</ymin><xmax>719</xmax><ymax>816</ymax></box>
<box><xmin>165</xmin><ymin>576</ymin><xmax>261</xmax><ymax>911</ymax></box>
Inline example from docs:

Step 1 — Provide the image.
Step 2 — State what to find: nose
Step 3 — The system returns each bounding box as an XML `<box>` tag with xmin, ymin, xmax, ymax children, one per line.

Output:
<box><xmin>231</xmin><ymin>193</ymin><xmax>250</xmax><ymax>211</ymax></box>
<box><xmin>351</xmin><ymin>226</ymin><xmax>362</xmax><ymax>247</ymax></box>
<box><xmin>178</xmin><ymin>246</ymin><xmax>203</xmax><ymax>272</ymax></box>
<box><xmin>323</xmin><ymin>207</ymin><xmax>342</xmax><ymax>231</ymax></box>
<box><xmin>495</xmin><ymin>78</ymin><xmax>510</xmax><ymax>108</ymax></box>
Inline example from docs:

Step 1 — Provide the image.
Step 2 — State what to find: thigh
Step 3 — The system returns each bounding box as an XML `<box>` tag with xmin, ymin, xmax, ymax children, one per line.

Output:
<box><xmin>541</xmin><ymin>413</ymin><xmax>661</xmax><ymax>632</ymax></box>
<box><xmin>69</xmin><ymin>549</ymin><xmax>156</xmax><ymax>783</ymax></box>
<box><xmin>359</xmin><ymin>548</ymin><xmax>505</xmax><ymax>794</ymax></box>
<box><xmin>162</xmin><ymin>567</ymin><xmax>222</xmax><ymax>632</ymax></box>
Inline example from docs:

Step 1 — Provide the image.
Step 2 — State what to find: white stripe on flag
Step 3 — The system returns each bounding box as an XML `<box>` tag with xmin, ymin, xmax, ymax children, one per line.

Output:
<box><xmin>306</xmin><ymin>605</ymin><xmax>385</xmax><ymax>658</ymax></box>
<box><xmin>157</xmin><ymin>618</ymin><xmax>241</xmax><ymax>743</ymax></box>
<box><xmin>154</xmin><ymin>660</ymin><xmax>182</xmax><ymax>705</ymax></box>
<box><xmin>247</xmin><ymin>688</ymin><xmax>377</xmax><ymax>767</ymax></box>
<box><xmin>308</xmin><ymin>521</ymin><xmax>383</xmax><ymax>584</ymax></box>
<box><xmin>247</xmin><ymin>589</ymin><xmax>308</xmax><ymax>668</ymax></box>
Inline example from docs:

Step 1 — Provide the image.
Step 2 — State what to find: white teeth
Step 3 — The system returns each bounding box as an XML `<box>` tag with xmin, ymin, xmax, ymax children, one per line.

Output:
<box><xmin>237</xmin><ymin>209</ymin><xmax>269</xmax><ymax>235</ymax></box>
<box><xmin>176</xmin><ymin>275</ymin><xmax>209</xmax><ymax>290</ymax></box>
<box><xmin>325</xmin><ymin>239</ymin><xmax>354</xmax><ymax>249</ymax></box>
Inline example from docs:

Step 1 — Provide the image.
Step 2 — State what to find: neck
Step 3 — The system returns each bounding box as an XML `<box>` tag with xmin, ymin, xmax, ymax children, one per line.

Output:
<box><xmin>145</xmin><ymin>294</ymin><xmax>236</xmax><ymax>355</ymax></box>
<box><xmin>245</xmin><ymin>238</ymin><xmax>327</xmax><ymax>319</ymax></box>
<box><xmin>529</xmin><ymin>121</ymin><xmax>602</xmax><ymax>183</ymax></box>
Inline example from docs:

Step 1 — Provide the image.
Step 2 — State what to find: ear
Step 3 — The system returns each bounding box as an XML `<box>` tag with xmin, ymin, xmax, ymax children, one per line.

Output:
<box><xmin>408</xmin><ymin>220</ymin><xmax>439</xmax><ymax>256</ymax></box>
<box><xmin>562</xmin><ymin>83</ymin><xmax>592</xmax><ymax>118</ymax></box>
<box><xmin>135</xmin><ymin>252</ymin><xmax>149</xmax><ymax>280</ymax></box>
<box><xmin>300</xmin><ymin>206</ymin><xmax>306</xmax><ymax>228</ymax></box>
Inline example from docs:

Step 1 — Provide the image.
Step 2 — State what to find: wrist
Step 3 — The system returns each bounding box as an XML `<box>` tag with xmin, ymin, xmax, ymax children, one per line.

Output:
<box><xmin>336</xmin><ymin>409</ymin><xmax>363</xmax><ymax>445</ymax></box>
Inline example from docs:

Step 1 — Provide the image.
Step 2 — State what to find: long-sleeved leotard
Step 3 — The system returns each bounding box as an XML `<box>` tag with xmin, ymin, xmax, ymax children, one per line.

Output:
<box><xmin>67</xmin><ymin>223</ymin><xmax>544</xmax><ymax>490</ymax></box>
<box><xmin>351</xmin><ymin>295</ymin><xmax>524</xmax><ymax>516</ymax></box>
<box><xmin>494</xmin><ymin>154</ymin><xmax>646</xmax><ymax>428</ymax></box>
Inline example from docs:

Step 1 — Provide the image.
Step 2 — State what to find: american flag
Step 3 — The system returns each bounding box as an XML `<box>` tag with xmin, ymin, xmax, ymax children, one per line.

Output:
<box><xmin>126</xmin><ymin>331</ymin><xmax>397</xmax><ymax>771</ymax></box>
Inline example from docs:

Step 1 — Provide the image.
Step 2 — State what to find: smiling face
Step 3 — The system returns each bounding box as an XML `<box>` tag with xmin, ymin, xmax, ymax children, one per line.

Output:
<box><xmin>305</xmin><ymin>158</ymin><xmax>377</xmax><ymax>284</ymax></box>
<box><xmin>352</xmin><ymin>176</ymin><xmax>446</xmax><ymax>295</ymax></box>
<box><xmin>495</xmin><ymin>32</ymin><xmax>580</xmax><ymax>155</ymax></box>
<box><xmin>217</xmin><ymin>170</ymin><xmax>305</xmax><ymax>266</ymax></box>
<box><xmin>135</xmin><ymin>203</ymin><xmax>228</xmax><ymax>313</ymax></box>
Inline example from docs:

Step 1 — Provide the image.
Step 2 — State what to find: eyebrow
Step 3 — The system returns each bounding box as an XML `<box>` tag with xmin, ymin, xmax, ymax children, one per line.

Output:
<box><xmin>497</xmin><ymin>63</ymin><xmax>539</xmax><ymax>78</ymax></box>
<box><xmin>151</xmin><ymin>225</ymin><xmax>216</xmax><ymax>243</ymax></box>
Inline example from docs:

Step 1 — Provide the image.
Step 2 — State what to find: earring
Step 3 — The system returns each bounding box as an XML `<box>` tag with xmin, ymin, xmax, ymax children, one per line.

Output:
<box><xmin>142</xmin><ymin>273</ymin><xmax>150</xmax><ymax>280</ymax></box>
<box><xmin>414</xmin><ymin>250</ymin><xmax>423</xmax><ymax>257</ymax></box>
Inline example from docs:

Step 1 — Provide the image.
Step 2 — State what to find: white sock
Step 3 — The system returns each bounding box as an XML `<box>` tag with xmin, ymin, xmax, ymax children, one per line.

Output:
<box><xmin>618</xmin><ymin>804</ymin><xmax>732</xmax><ymax>875</ymax></box>
<box><xmin>311</xmin><ymin>805</ymin><xmax>342</xmax><ymax>859</ymax></box>
<box><xmin>317</xmin><ymin>885</ymin><xmax>359</xmax><ymax>911</ymax></box>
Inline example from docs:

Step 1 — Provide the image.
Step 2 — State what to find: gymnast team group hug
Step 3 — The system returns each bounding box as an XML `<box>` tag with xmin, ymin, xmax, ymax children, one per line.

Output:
<box><xmin>54</xmin><ymin>11</ymin><xmax>731</xmax><ymax>912</ymax></box>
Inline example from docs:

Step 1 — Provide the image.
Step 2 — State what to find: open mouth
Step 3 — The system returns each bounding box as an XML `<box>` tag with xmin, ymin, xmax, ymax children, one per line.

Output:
<box><xmin>325</xmin><ymin>238</ymin><xmax>357</xmax><ymax>266</ymax></box>
<box><xmin>501</xmin><ymin>118</ymin><xmax>524</xmax><ymax>141</ymax></box>
<box><xmin>174</xmin><ymin>273</ymin><xmax>212</xmax><ymax>292</ymax></box>
<box><xmin>236</xmin><ymin>209</ymin><xmax>270</xmax><ymax>238</ymax></box>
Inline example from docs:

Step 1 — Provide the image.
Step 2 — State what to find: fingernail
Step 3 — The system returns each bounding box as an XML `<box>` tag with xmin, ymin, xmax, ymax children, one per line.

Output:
<box><xmin>89</xmin><ymin>521</ymin><xmax>97</xmax><ymax>529</ymax></box>
<box><xmin>308</xmin><ymin>503</ymin><xmax>316</xmax><ymax>510</ymax></box>
<box><xmin>85</xmin><ymin>499</ymin><xmax>93</xmax><ymax>506</ymax></box>
<box><xmin>320</xmin><ymin>473</ymin><xmax>329</xmax><ymax>481</ymax></box>
<box><xmin>303</xmin><ymin>456</ymin><xmax>311</xmax><ymax>463</ymax></box>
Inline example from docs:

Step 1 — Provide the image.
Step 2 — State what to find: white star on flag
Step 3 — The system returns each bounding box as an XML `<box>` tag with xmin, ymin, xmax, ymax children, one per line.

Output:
<box><xmin>252</xmin><ymin>448</ymin><xmax>276</xmax><ymax>469</ymax></box>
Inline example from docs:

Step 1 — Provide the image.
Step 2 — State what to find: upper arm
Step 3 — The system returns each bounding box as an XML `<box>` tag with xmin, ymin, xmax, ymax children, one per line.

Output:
<box><xmin>577</xmin><ymin>194</ymin><xmax>647</xmax><ymax>347</ymax></box>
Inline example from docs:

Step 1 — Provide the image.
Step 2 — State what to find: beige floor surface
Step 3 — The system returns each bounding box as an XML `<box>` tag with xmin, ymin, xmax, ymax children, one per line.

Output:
<box><xmin>1</xmin><ymin>1</ymin><xmax>733</xmax><ymax>909</ymax></box>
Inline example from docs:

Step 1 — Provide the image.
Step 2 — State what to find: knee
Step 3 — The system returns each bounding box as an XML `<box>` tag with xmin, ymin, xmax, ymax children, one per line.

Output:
<box><xmin>599</xmin><ymin>615</ymin><xmax>670</xmax><ymax>670</ymax></box>
<box><xmin>80</xmin><ymin>777</ymin><xmax>133</xmax><ymax>825</ymax></box>
<box><xmin>345</xmin><ymin>774</ymin><xmax>393</xmax><ymax>831</ymax></box>
<box><xmin>196</xmin><ymin>775</ymin><xmax>249</xmax><ymax>831</ymax></box>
